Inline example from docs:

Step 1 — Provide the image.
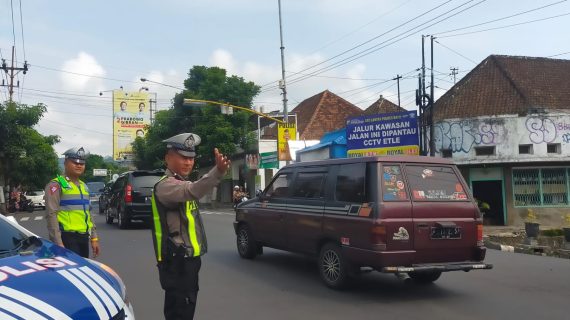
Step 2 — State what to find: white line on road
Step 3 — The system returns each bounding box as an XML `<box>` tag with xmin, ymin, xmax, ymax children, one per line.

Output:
<box><xmin>20</xmin><ymin>217</ymin><xmax>30</xmax><ymax>221</ymax></box>
<box><xmin>34</xmin><ymin>216</ymin><xmax>43</xmax><ymax>221</ymax></box>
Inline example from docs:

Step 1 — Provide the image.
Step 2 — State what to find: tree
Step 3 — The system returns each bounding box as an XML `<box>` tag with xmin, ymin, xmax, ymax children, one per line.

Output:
<box><xmin>133</xmin><ymin>66</ymin><xmax>260</xmax><ymax>170</ymax></box>
<box><xmin>0</xmin><ymin>101</ymin><xmax>60</xmax><ymax>190</ymax></box>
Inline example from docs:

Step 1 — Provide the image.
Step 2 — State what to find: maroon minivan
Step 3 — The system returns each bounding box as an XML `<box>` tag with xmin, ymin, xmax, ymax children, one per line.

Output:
<box><xmin>234</xmin><ymin>156</ymin><xmax>492</xmax><ymax>288</ymax></box>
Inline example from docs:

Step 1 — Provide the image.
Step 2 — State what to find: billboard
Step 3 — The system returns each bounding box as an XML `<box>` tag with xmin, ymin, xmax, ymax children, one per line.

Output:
<box><xmin>277</xmin><ymin>122</ymin><xmax>297</xmax><ymax>161</ymax></box>
<box><xmin>113</xmin><ymin>90</ymin><xmax>150</xmax><ymax>161</ymax></box>
<box><xmin>346</xmin><ymin>111</ymin><xmax>419</xmax><ymax>157</ymax></box>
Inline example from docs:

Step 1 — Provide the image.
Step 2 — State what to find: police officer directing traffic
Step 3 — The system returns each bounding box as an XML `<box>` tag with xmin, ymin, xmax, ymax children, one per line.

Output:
<box><xmin>151</xmin><ymin>133</ymin><xmax>230</xmax><ymax>320</ymax></box>
<box><xmin>44</xmin><ymin>147</ymin><xmax>101</xmax><ymax>258</ymax></box>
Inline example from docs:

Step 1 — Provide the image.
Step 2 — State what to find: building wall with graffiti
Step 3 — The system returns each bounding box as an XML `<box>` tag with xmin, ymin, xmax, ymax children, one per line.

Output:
<box><xmin>431</xmin><ymin>112</ymin><xmax>570</xmax><ymax>164</ymax></box>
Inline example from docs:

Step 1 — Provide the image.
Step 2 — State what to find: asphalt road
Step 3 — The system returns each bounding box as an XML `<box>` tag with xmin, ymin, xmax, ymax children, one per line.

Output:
<box><xmin>14</xmin><ymin>206</ymin><xmax>570</xmax><ymax>320</ymax></box>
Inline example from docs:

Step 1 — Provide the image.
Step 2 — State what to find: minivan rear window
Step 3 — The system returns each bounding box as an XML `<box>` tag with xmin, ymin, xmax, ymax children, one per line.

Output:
<box><xmin>405</xmin><ymin>165</ymin><xmax>468</xmax><ymax>201</ymax></box>
<box><xmin>132</xmin><ymin>174</ymin><xmax>163</xmax><ymax>189</ymax></box>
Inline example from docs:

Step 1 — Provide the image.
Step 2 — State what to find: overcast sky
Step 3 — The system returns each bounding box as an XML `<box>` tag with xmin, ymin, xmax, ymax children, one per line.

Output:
<box><xmin>1</xmin><ymin>0</ymin><xmax>568</xmax><ymax>156</ymax></box>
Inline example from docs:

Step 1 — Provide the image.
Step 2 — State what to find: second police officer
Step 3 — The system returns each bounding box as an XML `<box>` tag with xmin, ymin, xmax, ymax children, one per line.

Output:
<box><xmin>44</xmin><ymin>147</ymin><xmax>100</xmax><ymax>258</ymax></box>
<box><xmin>151</xmin><ymin>133</ymin><xmax>230</xmax><ymax>320</ymax></box>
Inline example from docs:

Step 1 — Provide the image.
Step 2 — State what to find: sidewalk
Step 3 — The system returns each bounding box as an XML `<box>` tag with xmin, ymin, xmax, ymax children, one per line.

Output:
<box><xmin>483</xmin><ymin>225</ymin><xmax>570</xmax><ymax>259</ymax></box>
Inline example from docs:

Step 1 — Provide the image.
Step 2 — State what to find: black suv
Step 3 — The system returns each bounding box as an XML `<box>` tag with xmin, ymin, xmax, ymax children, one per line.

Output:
<box><xmin>105</xmin><ymin>170</ymin><xmax>164</xmax><ymax>229</ymax></box>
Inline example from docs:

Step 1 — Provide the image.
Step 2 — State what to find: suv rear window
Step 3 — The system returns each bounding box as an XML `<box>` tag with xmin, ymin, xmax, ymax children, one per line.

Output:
<box><xmin>131</xmin><ymin>173</ymin><xmax>163</xmax><ymax>189</ymax></box>
<box><xmin>405</xmin><ymin>165</ymin><xmax>468</xmax><ymax>201</ymax></box>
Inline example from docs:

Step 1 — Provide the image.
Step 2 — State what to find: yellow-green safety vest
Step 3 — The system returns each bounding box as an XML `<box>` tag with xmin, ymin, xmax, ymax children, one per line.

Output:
<box><xmin>151</xmin><ymin>176</ymin><xmax>207</xmax><ymax>263</ymax></box>
<box><xmin>52</xmin><ymin>176</ymin><xmax>93</xmax><ymax>234</ymax></box>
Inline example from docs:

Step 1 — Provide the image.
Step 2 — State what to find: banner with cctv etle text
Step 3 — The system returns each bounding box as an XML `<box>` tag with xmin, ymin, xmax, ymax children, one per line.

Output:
<box><xmin>346</xmin><ymin>111</ymin><xmax>419</xmax><ymax>157</ymax></box>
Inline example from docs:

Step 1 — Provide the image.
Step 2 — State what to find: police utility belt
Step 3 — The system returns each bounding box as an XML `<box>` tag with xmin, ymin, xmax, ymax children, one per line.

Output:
<box><xmin>167</xmin><ymin>232</ymin><xmax>195</xmax><ymax>259</ymax></box>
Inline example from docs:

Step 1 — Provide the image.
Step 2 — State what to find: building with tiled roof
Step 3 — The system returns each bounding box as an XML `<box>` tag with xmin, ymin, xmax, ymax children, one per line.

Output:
<box><xmin>432</xmin><ymin>55</ymin><xmax>570</xmax><ymax>227</ymax></box>
<box><xmin>291</xmin><ymin>90</ymin><xmax>362</xmax><ymax>140</ymax></box>
<box><xmin>363</xmin><ymin>95</ymin><xmax>406</xmax><ymax>115</ymax></box>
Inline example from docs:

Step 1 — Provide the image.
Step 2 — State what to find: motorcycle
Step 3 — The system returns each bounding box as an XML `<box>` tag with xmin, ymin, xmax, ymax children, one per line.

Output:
<box><xmin>8</xmin><ymin>196</ymin><xmax>35</xmax><ymax>213</ymax></box>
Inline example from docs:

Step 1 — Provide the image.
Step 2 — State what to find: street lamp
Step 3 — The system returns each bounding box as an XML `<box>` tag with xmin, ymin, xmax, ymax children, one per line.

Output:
<box><xmin>140</xmin><ymin>78</ymin><xmax>185</xmax><ymax>91</ymax></box>
<box><xmin>99</xmin><ymin>86</ymin><xmax>124</xmax><ymax>96</ymax></box>
<box><xmin>183</xmin><ymin>99</ymin><xmax>285</xmax><ymax>124</ymax></box>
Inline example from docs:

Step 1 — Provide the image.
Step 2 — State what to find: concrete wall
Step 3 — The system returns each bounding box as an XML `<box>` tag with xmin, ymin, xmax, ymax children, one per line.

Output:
<box><xmin>432</xmin><ymin>112</ymin><xmax>570</xmax><ymax>164</ymax></box>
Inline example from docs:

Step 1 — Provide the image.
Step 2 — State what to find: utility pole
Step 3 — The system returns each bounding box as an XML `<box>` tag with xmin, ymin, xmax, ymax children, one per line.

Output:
<box><xmin>0</xmin><ymin>46</ymin><xmax>29</xmax><ymax>102</ymax></box>
<box><xmin>421</xmin><ymin>35</ymin><xmax>427</xmax><ymax>156</ymax></box>
<box><xmin>450</xmin><ymin>67</ymin><xmax>458</xmax><ymax>84</ymax></box>
<box><xmin>393</xmin><ymin>74</ymin><xmax>402</xmax><ymax>107</ymax></box>
<box><xmin>429</xmin><ymin>35</ymin><xmax>435</xmax><ymax>157</ymax></box>
<box><xmin>278</xmin><ymin>0</ymin><xmax>288</xmax><ymax>123</ymax></box>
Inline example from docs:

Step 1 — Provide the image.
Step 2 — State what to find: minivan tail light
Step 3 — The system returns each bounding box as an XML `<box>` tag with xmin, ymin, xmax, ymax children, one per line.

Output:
<box><xmin>371</xmin><ymin>225</ymin><xmax>387</xmax><ymax>250</ymax></box>
<box><xmin>125</xmin><ymin>184</ymin><xmax>133</xmax><ymax>203</ymax></box>
<box><xmin>476</xmin><ymin>223</ymin><xmax>484</xmax><ymax>246</ymax></box>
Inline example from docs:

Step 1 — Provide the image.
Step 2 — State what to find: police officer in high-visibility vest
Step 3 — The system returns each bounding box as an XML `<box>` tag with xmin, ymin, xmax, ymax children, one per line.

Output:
<box><xmin>151</xmin><ymin>133</ymin><xmax>230</xmax><ymax>320</ymax></box>
<box><xmin>44</xmin><ymin>147</ymin><xmax>100</xmax><ymax>258</ymax></box>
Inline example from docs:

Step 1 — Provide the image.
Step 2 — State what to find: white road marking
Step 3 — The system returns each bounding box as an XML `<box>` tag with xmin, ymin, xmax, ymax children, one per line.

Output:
<box><xmin>34</xmin><ymin>216</ymin><xmax>43</xmax><ymax>221</ymax></box>
<box><xmin>20</xmin><ymin>217</ymin><xmax>29</xmax><ymax>221</ymax></box>
<box><xmin>0</xmin><ymin>286</ymin><xmax>72</xmax><ymax>320</ymax></box>
<box><xmin>201</xmin><ymin>211</ymin><xmax>233</xmax><ymax>216</ymax></box>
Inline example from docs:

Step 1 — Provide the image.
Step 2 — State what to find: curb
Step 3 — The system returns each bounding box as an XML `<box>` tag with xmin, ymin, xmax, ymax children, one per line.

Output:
<box><xmin>484</xmin><ymin>239</ymin><xmax>570</xmax><ymax>259</ymax></box>
<box><xmin>484</xmin><ymin>239</ymin><xmax>525</xmax><ymax>254</ymax></box>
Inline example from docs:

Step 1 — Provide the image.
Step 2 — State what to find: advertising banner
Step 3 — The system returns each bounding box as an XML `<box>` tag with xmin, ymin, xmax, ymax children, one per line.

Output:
<box><xmin>346</xmin><ymin>111</ymin><xmax>419</xmax><ymax>157</ymax></box>
<box><xmin>113</xmin><ymin>90</ymin><xmax>150</xmax><ymax>161</ymax></box>
<box><xmin>277</xmin><ymin>122</ymin><xmax>297</xmax><ymax>161</ymax></box>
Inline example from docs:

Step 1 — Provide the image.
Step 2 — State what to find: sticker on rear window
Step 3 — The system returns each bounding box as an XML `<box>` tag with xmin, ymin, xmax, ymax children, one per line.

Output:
<box><xmin>383</xmin><ymin>165</ymin><xmax>409</xmax><ymax>201</ymax></box>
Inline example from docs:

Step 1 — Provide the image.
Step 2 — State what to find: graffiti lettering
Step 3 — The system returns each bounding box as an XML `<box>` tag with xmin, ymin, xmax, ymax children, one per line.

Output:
<box><xmin>434</xmin><ymin>120</ymin><xmax>505</xmax><ymax>154</ymax></box>
<box><xmin>526</xmin><ymin>117</ymin><xmax>557</xmax><ymax>144</ymax></box>
<box><xmin>563</xmin><ymin>133</ymin><xmax>570</xmax><ymax>143</ymax></box>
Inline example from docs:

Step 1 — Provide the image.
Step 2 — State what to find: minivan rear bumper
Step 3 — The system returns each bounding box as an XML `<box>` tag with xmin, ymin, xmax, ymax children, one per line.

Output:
<box><xmin>342</xmin><ymin>245</ymin><xmax>490</xmax><ymax>272</ymax></box>
<box><xmin>382</xmin><ymin>262</ymin><xmax>493</xmax><ymax>273</ymax></box>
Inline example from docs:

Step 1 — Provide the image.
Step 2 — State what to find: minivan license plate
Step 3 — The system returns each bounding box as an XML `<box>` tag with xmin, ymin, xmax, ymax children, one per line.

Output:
<box><xmin>431</xmin><ymin>227</ymin><xmax>461</xmax><ymax>239</ymax></box>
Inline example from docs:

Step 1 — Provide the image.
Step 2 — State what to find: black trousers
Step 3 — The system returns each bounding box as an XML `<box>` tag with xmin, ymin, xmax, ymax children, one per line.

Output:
<box><xmin>61</xmin><ymin>232</ymin><xmax>90</xmax><ymax>258</ymax></box>
<box><xmin>158</xmin><ymin>257</ymin><xmax>202</xmax><ymax>320</ymax></box>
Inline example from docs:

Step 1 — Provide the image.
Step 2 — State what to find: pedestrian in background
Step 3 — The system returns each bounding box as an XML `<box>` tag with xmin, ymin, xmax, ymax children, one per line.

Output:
<box><xmin>151</xmin><ymin>133</ymin><xmax>230</xmax><ymax>320</ymax></box>
<box><xmin>44</xmin><ymin>147</ymin><xmax>100</xmax><ymax>258</ymax></box>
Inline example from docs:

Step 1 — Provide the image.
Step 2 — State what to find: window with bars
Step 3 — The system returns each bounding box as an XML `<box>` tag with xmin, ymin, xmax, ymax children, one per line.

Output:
<box><xmin>513</xmin><ymin>168</ymin><xmax>569</xmax><ymax>207</ymax></box>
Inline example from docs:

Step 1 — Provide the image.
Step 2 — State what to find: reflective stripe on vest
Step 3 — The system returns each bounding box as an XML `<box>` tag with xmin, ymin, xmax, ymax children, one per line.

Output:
<box><xmin>185</xmin><ymin>201</ymin><xmax>201</xmax><ymax>257</ymax></box>
<box><xmin>150</xmin><ymin>181</ymin><xmax>165</xmax><ymax>262</ymax></box>
<box><xmin>53</xmin><ymin>178</ymin><xmax>92</xmax><ymax>233</ymax></box>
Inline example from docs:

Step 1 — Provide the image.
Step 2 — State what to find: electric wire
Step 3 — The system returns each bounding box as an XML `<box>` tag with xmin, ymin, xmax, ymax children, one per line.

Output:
<box><xmin>547</xmin><ymin>51</ymin><xmax>570</xmax><ymax>58</ymax></box>
<box><xmin>433</xmin><ymin>0</ymin><xmax>567</xmax><ymax>36</ymax></box>
<box><xmin>261</xmin><ymin>0</ymin><xmax>487</xmax><ymax>92</ymax></box>
<box><xmin>259</xmin><ymin>0</ymin><xmax>454</xmax><ymax>88</ymax></box>
<box><xmin>438</xmin><ymin>12</ymin><xmax>570</xmax><ymax>38</ymax></box>
<box><xmin>435</xmin><ymin>40</ymin><xmax>479</xmax><ymax>64</ymax></box>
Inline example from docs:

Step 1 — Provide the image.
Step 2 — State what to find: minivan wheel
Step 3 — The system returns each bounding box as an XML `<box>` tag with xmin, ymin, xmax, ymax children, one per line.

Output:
<box><xmin>118</xmin><ymin>209</ymin><xmax>129</xmax><ymax>229</ymax></box>
<box><xmin>319</xmin><ymin>243</ymin><xmax>350</xmax><ymax>289</ymax></box>
<box><xmin>236</xmin><ymin>224</ymin><xmax>257</xmax><ymax>259</ymax></box>
<box><xmin>408</xmin><ymin>271</ymin><xmax>442</xmax><ymax>284</ymax></box>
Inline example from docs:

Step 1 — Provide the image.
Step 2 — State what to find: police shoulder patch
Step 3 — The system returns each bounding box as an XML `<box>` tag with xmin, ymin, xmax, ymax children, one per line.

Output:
<box><xmin>50</xmin><ymin>183</ymin><xmax>60</xmax><ymax>194</ymax></box>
